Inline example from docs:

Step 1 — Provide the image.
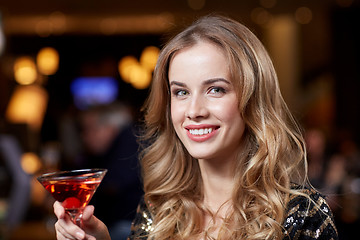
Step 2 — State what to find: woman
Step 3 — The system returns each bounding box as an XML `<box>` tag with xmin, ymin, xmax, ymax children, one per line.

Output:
<box><xmin>54</xmin><ymin>15</ymin><xmax>338</xmax><ymax>240</ymax></box>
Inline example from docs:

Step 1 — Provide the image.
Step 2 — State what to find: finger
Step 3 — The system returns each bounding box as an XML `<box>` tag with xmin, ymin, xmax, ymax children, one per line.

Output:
<box><xmin>81</xmin><ymin>205</ymin><xmax>99</xmax><ymax>230</ymax></box>
<box><xmin>55</xmin><ymin>220</ymin><xmax>77</xmax><ymax>240</ymax></box>
<box><xmin>80</xmin><ymin>206</ymin><xmax>111</xmax><ymax>240</ymax></box>
<box><xmin>82</xmin><ymin>205</ymin><xmax>94</xmax><ymax>222</ymax></box>
<box><xmin>56</xmin><ymin>216</ymin><xmax>86</xmax><ymax>240</ymax></box>
<box><xmin>54</xmin><ymin>201</ymin><xmax>65</xmax><ymax>219</ymax></box>
<box><xmin>56</xmin><ymin>226</ymin><xmax>85</xmax><ymax>240</ymax></box>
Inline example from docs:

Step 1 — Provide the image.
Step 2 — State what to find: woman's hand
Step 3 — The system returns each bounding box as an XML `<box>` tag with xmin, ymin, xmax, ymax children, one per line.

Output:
<box><xmin>53</xmin><ymin>201</ymin><xmax>111</xmax><ymax>240</ymax></box>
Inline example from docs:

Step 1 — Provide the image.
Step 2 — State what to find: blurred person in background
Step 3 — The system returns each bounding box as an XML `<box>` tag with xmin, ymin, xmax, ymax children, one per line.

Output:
<box><xmin>304</xmin><ymin>128</ymin><xmax>329</xmax><ymax>190</ymax></box>
<box><xmin>0</xmin><ymin>133</ymin><xmax>31</xmax><ymax>237</ymax></box>
<box><xmin>324</xmin><ymin>131</ymin><xmax>360</xmax><ymax>239</ymax></box>
<box><xmin>76</xmin><ymin>102</ymin><xmax>143</xmax><ymax>240</ymax></box>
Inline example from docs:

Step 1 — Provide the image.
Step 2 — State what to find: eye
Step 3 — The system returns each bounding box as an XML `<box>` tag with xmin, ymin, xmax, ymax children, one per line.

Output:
<box><xmin>208</xmin><ymin>87</ymin><xmax>226</xmax><ymax>95</ymax></box>
<box><xmin>172</xmin><ymin>89</ymin><xmax>189</xmax><ymax>97</ymax></box>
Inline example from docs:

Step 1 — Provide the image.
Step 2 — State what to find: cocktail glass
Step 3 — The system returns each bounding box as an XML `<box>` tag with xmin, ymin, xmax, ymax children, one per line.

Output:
<box><xmin>37</xmin><ymin>168</ymin><xmax>107</xmax><ymax>226</ymax></box>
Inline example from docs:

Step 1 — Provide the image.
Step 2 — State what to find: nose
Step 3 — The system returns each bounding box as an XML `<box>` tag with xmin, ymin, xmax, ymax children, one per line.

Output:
<box><xmin>185</xmin><ymin>95</ymin><xmax>209</xmax><ymax>120</ymax></box>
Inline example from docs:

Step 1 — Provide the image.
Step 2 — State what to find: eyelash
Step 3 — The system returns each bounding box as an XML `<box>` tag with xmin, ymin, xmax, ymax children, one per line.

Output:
<box><xmin>171</xmin><ymin>86</ymin><xmax>227</xmax><ymax>97</ymax></box>
<box><xmin>208</xmin><ymin>86</ymin><xmax>226</xmax><ymax>94</ymax></box>
<box><xmin>172</xmin><ymin>89</ymin><xmax>188</xmax><ymax>97</ymax></box>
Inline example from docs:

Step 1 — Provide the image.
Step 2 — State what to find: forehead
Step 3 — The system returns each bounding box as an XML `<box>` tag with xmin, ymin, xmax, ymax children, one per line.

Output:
<box><xmin>172</xmin><ymin>41</ymin><xmax>226</xmax><ymax>62</ymax></box>
<box><xmin>168</xmin><ymin>41</ymin><xmax>230</xmax><ymax>79</ymax></box>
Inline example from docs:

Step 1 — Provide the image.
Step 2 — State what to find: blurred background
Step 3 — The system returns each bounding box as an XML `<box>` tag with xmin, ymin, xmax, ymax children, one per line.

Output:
<box><xmin>0</xmin><ymin>0</ymin><xmax>359</xmax><ymax>239</ymax></box>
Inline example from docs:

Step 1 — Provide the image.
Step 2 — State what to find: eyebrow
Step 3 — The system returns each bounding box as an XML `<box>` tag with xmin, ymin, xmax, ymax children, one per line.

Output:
<box><xmin>169</xmin><ymin>78</ymin><xmax>231</xmax><ymax>87</ymax></box>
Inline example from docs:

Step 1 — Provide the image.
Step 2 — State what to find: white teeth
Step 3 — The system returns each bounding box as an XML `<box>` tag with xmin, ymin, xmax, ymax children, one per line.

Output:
<box><xmin>189</xmin><ymin>128</ymin><xmax>213</xmax><ymax>136</ymax></box>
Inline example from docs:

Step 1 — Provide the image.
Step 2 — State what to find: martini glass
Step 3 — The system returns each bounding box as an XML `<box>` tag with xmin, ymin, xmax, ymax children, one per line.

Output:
<box><xmin>37</xmin><ymin>168</ymin><xmax>107</xmax><ymax>226</ymax></box>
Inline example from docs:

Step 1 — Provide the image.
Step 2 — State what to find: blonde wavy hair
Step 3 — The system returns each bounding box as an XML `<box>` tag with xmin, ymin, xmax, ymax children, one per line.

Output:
<box><xmin>140</xmin><ymin>14</ymin><xmax>308</xmax><ymax>240</ymax></box>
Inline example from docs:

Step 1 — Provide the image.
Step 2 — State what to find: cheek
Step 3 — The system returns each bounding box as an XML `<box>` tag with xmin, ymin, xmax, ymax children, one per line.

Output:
<box><xmin>212</xmin><ymin>99</ymin><xmax>240</xmax><ymax>121</ymax></box>
<box><xmin>170</xmin><ymin>103</ymin><xmax>181</xmax><ymax>129</ymax></box>
<box><xmin>170</xmin><ymin>100</ymin><xmax>185</xmax><ymax>120</ymax></box>
<box><xmin>170</xmin><ymin>103</ymin><xmax>176</xmax><ymax>123</ymax></box>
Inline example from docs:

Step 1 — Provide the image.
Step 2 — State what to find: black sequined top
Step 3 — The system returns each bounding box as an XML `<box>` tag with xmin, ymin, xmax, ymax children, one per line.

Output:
<box><xmin>128</xmin><ymin>186</ymin><xmax>338</xmax><ymax>240</ymax></box>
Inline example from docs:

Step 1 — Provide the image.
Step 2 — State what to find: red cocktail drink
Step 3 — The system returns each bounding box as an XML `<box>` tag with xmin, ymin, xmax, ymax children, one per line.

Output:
<box><xmin>38</xmin><ymin>169</ymin><xmax>107</xmax><ymax>225</ymax></box>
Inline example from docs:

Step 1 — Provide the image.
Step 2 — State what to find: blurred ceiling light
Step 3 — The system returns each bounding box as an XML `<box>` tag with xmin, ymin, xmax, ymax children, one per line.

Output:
<box><xmin>187</xmin><ymin>0</ymin><xmax>206</xmax><ymax>10</ymax></box>
<box><xmin>140</xmin><ymin>46</ymin><xmax>160</xmax><ymax>72</ymax></box>
<box><xmin>260</xmin><ymin>0</ymin><xmax>277</xmax><ymax>8</ymax></box>
<box><xmin>5</xmin><ymin>85</ymin><xmax>48</xmax><ymax>131</ymax></box>
<box><xmin>118</xmin><ymin>56</ymin><xmax>139</xmax><ymax>83</ymax></box>
<box><xmin>100</xmin><ymin>18</ymin><xmax>117</xmax><ymax>35</ymax></box>
<box><xmin>251</xmin><ymin>8</ymin><xmax>273</xmax><ymax>26</ymax></box>
<box><xmin>129</xmin><ymin>64</ymin><xmax>152</xmax><ymax>89</ymax></box>
<box><xmin>49</xmin><ymin>11</ymin><xmax>67</xmax><ymax>35</ymax></box>
<box><xmin>295</xmin><ymin>7</ymin><xmax>313</xmax><ymax>24</ymax></box>
<box><xmin>14</xmin><ymin>56</ymin><xmax>38</xmax><ymax>85</ymax></box>
<box><xmin>37</xmin><ymin>47</ymin><xmax>59</xmax><ymax>75</ymax></box>
<box><xmin>21</xmin><ymin>152</ymin><xmax>42</xmax><ymax>175</ymax></box>
<box><xmin>4</xmin><ymin>14</ymin><xmax>174</xmax><ymax>35</ymax></box>
<box><xmin>35</xmin><ymin>19</ymin><xmax>52</xmax><ymax>37</ymax></box>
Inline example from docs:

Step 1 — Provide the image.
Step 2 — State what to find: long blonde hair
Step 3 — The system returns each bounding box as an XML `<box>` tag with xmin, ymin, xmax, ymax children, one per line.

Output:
<box><xmin>140</xmin><ymin>14</ymin><xmax>307</xmax><ymax>240</ymax></box>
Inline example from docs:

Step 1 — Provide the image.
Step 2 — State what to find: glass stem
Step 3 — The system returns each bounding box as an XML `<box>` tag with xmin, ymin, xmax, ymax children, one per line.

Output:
<box><xmin>67</xmin><ymin>209</ymin><xmax>83</xmax><ymax>227</ymax></box>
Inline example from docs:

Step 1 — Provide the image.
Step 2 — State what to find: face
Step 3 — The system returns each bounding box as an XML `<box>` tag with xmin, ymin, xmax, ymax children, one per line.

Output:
<box><xmin>169</xmin><ymin>41</ymin><xmax>245</xmax><ymax>162</ymax></box>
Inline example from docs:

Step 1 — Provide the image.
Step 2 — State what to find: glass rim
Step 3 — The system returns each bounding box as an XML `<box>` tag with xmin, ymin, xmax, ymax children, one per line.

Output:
<box><xmin>37</xmin><ymin>168</ymin><xmax>108</xmax><ymax>182</ymax></box>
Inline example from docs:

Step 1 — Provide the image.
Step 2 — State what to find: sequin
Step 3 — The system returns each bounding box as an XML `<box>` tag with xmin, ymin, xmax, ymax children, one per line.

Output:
<box><xmin>128</xmin><ymin>185</ymin><xmax>339</xmax><ymax>239</ymax></box>
<box><xmin>322</xmin><ymin>206</ymin><xmax>329</xmax><ymax>213</ymax></box>
<box><xmin>140</xmin><ymin>212</ymin><xmax>154</xmax><ymax>232</ymax></box>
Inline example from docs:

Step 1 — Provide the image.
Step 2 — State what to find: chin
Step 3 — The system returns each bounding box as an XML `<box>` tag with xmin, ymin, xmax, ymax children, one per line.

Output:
<box><xmin>187</xmin><ymin>151</ymin><xmax>215</xmax><ymax>160</ymax></box>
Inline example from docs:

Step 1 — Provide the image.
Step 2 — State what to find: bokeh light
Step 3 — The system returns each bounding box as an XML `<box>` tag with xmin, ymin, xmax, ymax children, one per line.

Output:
<box><xmin>129</xmin><ymin>64</ymin><xmax>152</xmax><ymax>89</ymax></box>
<box><xmin>14</xmin><ymin>56</ymin><xmax>38</xmax><ymax>85</ymax></box>
<box><xmin>119</xmin><ymin>47</ymin><xmax>158</xmax><ymax>89</ymax></box>
<box><xmin>251</xmin><ymin>8</ymin><xmax>273</xmax><ymax>26</ymax></box>
<box><xmin>21</xmin><ymin>152</ymin><xmax>42</xmax><ymax>175</ymax></box>
<box><xmin>140</xmin><ymin>46</ymin><xmax>160</xmax><ymax>72</ymax></box>
<box><xmin>295</xmin><ymin>7</ymin><xmax>313</xmax><ymax>24</ymax></box>
<box><xmin>5</xmin><ymin>85</ymin><xmax>48</xmax><ymax>130</ymax></box>
<box><xmin>37</xmin><ymin>47</ymin><xmax>59</xmax><ymax>75</ymax></box>
<box><xmin>118</xmin><ymin>56</ymin><xmax>139</xmax><ymax>83</ymax></box>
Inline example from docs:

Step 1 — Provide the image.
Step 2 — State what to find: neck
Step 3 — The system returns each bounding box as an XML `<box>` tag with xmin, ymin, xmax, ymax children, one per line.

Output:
<box><xmin>198</xmin><ymin>158</ymin><xmax>234</xmax><ymax>215</ymax></box>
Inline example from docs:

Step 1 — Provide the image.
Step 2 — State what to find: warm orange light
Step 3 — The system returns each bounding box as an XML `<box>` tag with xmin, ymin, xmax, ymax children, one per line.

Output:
<box><xmin>140</xmin><ymin>46</ymin><xmax>160</xmax><ymax>72</ymax></box>
<box><xmin>5</xmin><ymin>85</ymin><xmax>48</xmax><ymax>131</ymax></box>
<box><xmin>251</xmin><ymin>8</ymin><xmax>272</xmax><ymax>26</ymax></box>
<box><xmin>118</xmin><ymin>56</ymin><xmax>139</xmax><ymax>83</ymax></box>
<box><xmin>37</xmin><ymin>47</ymin><xmax>59</xmax><ymax>75</ymax></box>
<box><xmin>129</xmin><ymin>64</ymin><xmax>152</xmax><ymax>89</ymax></box>
<box><xmin>21</xmin><ymin>152</ymin><xmax>42</xmax><ymax>174</ymax></box>
<box><xmin>119</xmin><ymin>46</ymin><xmax>157</xmax><ymax>89</ymax></box>
<box><xmin>295</xmin><ymin>7</ymin><xmax>313</xmax><ymax>24</ymax></box>
<box><xmin>14</xmin><ymin>57</ymin><xmax>37</xmax><ymax>85</ymax></box>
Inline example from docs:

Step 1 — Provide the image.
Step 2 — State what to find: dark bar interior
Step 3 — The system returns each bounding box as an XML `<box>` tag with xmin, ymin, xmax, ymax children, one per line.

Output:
<box><xmin>0</xmin><ymin>0</ymin><xmax>359</xmax><ymax>239</ymax></box>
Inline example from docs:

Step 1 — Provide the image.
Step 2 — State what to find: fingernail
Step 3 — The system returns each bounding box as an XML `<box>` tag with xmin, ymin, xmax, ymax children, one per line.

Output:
<box><xmin>76</xmin><ymin>231</ymin><xmax>84</xmax><ymax>239</ymax></box>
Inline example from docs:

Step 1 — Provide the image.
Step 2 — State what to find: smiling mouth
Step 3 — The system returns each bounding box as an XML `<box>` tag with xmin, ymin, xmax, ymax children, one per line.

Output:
<box><xmin>188</xmin><ymin>127</ymin><xmax>217</xmax><ymax>136</ymax></box>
